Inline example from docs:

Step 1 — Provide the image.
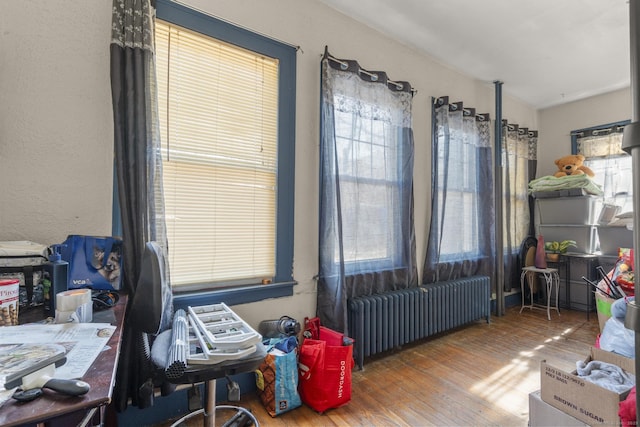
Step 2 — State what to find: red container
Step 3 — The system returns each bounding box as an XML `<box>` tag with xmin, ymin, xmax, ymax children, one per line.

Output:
<box><xmin>0</xmin><ymin>279</ymin><xmax>20</xmax><ymax>325</ymax></box>
<box><xmin>299</xmin><ymin>318</ymin><xmax>355</xmax><ymax>413</ymax></box>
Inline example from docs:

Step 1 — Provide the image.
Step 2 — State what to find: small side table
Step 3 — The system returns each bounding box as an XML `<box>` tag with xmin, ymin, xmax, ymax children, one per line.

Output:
<box><xmin>520</xmin><ymin>266</ymin><xmax>561</xmax><ymax>320</ymax></box>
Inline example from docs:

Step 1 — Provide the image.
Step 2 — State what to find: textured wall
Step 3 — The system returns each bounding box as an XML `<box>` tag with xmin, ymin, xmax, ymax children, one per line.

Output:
<box><xmin>1</xmin><ymin>0</ymin><xmax>541</xmax><ymax>326</ymax></box>
<box><xmin>0</xmin><ymin>0</ymin><xmax>114</xmax><ymax>244</ymax></box>
<box><xmin>538</xmin><ymin>88</ymin><xmax>631</xmax><ymax>178</ymax></box>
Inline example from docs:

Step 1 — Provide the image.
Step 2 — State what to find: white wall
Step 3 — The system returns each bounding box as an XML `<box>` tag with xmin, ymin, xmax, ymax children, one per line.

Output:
<box><xmin>0</xmin><ymin>0</ymin><xmax>539</xmax><ymax>327</ymax></box>
<box><xmin>0</xmin><ymin>1</ymin><xmax>114</xmax><ymax>243</ymax></box>
<box><xmin>537</xmin><ymin>88</ymin><xmax>631</xmax><ymax>177</ymax></box>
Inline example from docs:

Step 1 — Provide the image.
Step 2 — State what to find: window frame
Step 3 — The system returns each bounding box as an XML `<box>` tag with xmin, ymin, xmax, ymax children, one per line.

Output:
<box><xmin>113</xmin><ymin>0</ymin><xmax>297</xmax><ymax>306</ymax></box>
<box><xmin>571</xmin><ymin>120</ymin><xmax>632</xmax><ymax>209</ymax></box>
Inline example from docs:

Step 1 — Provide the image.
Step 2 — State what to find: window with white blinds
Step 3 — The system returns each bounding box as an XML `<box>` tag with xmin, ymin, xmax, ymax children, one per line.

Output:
<box><xmin>155</xmin><ymin>20</ymin><xmax>280</xmax><ymax>290</ymax></box>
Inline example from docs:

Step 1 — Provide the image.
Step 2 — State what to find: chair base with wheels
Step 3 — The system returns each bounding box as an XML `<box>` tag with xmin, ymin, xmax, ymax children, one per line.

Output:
<box><xmin>151</xmin><ymin>328</ymin><xmax>266</xmax><ymax>427</ymax></box>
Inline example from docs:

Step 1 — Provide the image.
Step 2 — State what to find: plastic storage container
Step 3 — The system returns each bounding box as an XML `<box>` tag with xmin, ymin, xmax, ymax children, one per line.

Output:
<box><xmin>597</xmin><ymin>225</ymin><xmax>633</xmax><ymax>255</ymax></box>
<box><xmin>535</xmin><ymin>196</ymin><xmax>603</xmax><ymax>225</ymax></box>
<box><xmin>536</xmin><ymin>224</ymin><xmax>599</xmax><ymax>254</ymax></box>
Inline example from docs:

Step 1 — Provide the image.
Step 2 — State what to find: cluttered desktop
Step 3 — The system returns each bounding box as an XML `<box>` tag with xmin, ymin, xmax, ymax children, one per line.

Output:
<box><xmin>0</xmin><ymin>238</ymin><xmax>125</xmax><ymax>427</ymax></box>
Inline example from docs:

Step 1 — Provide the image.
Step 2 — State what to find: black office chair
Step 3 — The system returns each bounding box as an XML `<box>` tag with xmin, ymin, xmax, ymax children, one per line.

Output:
<box><xmin>130</xmin><ymin>242</ymin><xmax>265</xmax><ymax>427</ymax></box>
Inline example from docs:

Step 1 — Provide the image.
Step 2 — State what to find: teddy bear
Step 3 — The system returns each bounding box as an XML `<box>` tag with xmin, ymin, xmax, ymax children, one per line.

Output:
<box><xmin>554</xmin><ymin>154</ymin><xmax>595</xmax><ymax>178</ymax></box>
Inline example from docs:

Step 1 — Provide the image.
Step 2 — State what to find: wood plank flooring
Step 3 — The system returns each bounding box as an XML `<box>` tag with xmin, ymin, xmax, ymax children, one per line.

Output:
<box><xmin>160</xmin><ymin>306</ymin><xmax>600</xmax><ymax>427</ymax></box>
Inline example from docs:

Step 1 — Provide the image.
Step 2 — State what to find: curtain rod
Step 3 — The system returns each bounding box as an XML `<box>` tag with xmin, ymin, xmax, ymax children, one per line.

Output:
<box><xmin>326</xmin><ymin>54</ymin><xmax>403</xmax><ymax>90</ymax></box>
<box><xmin>325</xmin><ymin>52</ymin><xmax>416</xmax><ymax>94</ymax></box>
<box><xmin>507</xmin><ymin>124</ymin><xmax>538</xmax><ymax>138</ymax></box>
<box><xmin>434</xmin><ymin>96</ymin><xmax>490</xmax><ymax>122</ymax></box>
<box><xmin>500</xmin><ymin>119</ymin><xmax>537</xmax><ymax>137</ymax></box>
<box><xmin>571</xmin><ymin>125</ymin><xmax>626</xmax><ymax>137</ymax></box>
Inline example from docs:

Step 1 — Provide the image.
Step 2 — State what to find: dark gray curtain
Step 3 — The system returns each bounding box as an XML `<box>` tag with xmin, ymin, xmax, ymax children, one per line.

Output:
<box><xmin>423</xmin><ymin>98</ymin><xmax>495</xmax><ymax>283</ymax></box>
<box><xmin>527</xmin><ymin>130</ymin><xmax>538</xmax><ymax>237</ymax></box>
<box><xmin>502</xmin><ymin>122</ymin><xmax>538</xmax><ymax>290</ymax></box>
<box><xmin>110</xmin><ymin>0</ymin><xmax>168</xmax><ymax>411</ymax></box>
<box><xmin>317</xmin><ymin>50</ymin><xmax>417</xmax><ymax>334</ymax></box>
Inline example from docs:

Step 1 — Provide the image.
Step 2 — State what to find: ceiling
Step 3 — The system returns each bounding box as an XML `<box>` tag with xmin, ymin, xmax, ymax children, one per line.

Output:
<box><xmin>317</xmin><ymin>0</ymin><xmax>631</xmax><ymax>109</ymax></box>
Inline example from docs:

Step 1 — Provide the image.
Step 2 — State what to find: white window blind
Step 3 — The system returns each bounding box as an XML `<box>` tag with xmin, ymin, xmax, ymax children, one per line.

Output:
<box><xmin>155</xmin><ymin>20</ymin><xmax>279</xmax><ymax>289</ymax></box>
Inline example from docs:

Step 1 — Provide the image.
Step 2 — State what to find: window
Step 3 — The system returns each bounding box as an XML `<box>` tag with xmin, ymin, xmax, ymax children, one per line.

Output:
<box><xmin>318</xmin><ymin>56</ymin><xmax>416</xmax><ymax>281</ymax></box>
<box><xmin>503</xmin><ymin>125</ymin><xmax>535</xmax><ymax>251</ymax></box>
<box><xmin>436</xmin><ymin>115</ymin><xmax>481</xmax><ymax>258</ymax></box>
<box><xmin>332</xmin><ymin>96</ymin><xmax>406</xmax><ymax>271</ymax></box>
<box><xmin>432</xmin><ymin>102</ymin><xmax>492</xmax><ymax>261</ymax></box>
<box><xmin>572</xmin><ymin>121</ymin><xmax>632</xmax><ymax>213</ymax></box>
<box><xmin>423</xmin><ymin>97</ymin><xmax>494</xmax><ymax>284</ymax></box>
<box><xmin>317</xmin><ymin>55</ymin><xmax>417</xmax><ymax>331</ymax></box>
<box><xmin>155</xmin><ymin>0</ymin><xmax>296</xmax><ymax>292</ymax></box>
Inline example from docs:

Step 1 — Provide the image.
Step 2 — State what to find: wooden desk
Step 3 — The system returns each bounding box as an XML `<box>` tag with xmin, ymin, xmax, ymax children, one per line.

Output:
<box><xmin>0</xmin><ymin>294</ymin><xmax>127</xmax><ymax>427</ymax></box>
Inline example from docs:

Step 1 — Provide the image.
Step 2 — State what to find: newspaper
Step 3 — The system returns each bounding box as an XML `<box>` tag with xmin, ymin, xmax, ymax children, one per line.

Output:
<box><xmin>0</xmin><ymin>322</ymin><xmax>115</xmax><ymax>407</ymax></box>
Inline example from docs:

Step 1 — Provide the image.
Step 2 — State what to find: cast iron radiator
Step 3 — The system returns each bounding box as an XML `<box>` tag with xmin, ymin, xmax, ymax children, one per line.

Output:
<box><xmin>347</xmin><ymin>275</ymin><xmax>491</xmax><ymax>369</ymax></box>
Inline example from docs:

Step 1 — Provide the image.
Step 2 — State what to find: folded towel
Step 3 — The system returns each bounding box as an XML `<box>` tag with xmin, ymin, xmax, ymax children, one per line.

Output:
<box><xmin>576</xmin><ymin>359</ymin><xmax>635</xmax><ymax>393</ymax></box>
<box><xmin>528</xmin><ymin>174</ymin><xmax>603</xmax><ymax>196</ymax></box>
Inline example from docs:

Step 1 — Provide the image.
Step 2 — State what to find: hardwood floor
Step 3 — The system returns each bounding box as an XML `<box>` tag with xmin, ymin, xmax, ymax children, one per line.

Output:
<box><xmin>160</xmin><ymin>305</ymin><xmax>600</xmax><ymax>427</ymax></box>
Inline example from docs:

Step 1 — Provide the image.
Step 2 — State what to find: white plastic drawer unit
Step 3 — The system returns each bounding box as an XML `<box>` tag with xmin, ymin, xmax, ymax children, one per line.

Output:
<box><xmin>536</xmin><ymin>224</ymin><xmax>599</xmax><ymax>254</ymax></box>
<box><xmin>597</xmin><ymin>225</ymin><xmax>633</xmax><ymax>255</ymax></box>
<box><xmin>535</xmin><ymin>196</ymin><xmax>603</xmax><ymax>225</ymax></box>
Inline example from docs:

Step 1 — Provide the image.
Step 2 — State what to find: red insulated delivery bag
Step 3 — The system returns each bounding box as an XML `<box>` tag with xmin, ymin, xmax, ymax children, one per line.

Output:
<box><xmin>298</xmin><ymin>317</ymin><xmax>354</xmax><ymax>413</ymax></box>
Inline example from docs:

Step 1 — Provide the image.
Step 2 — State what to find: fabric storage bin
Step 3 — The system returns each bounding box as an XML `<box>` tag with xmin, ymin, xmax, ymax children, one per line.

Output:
<box><xmin>536</xmin><ymin>224</ymin><xmax>599</xmax><ymax>254</ymax></box>
<box><xmin>597</xmin><ymin>225</ymin><xmax>633</xmax><ymax>255</ymax></box>
<box><xmin>535</xmin><ymin>196</ymin><xmax>602</xmax><ymax>225</ymax></box>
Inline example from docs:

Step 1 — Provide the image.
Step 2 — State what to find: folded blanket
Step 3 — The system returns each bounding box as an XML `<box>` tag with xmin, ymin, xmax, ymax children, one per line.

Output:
<box><xmin>576</xmin><ymin>359</ymin><xmax>635</xmax><ymax>393</ymax></box>
<box><xmin>528</xmin><ymin>174</ymin><xmax>603</xmax><ymax>196</ymax></box>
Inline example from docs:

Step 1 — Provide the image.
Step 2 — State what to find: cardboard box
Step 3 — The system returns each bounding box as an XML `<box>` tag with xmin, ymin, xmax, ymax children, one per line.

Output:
<box><xmin>529</xmin><ymin>390</ymin><xmax>588</xmax><ymax>427</ymax></box>
<box><xmin>541</xmin><ymin>347</ymin><xmax>634</xmax><ymax>426</ymax></box>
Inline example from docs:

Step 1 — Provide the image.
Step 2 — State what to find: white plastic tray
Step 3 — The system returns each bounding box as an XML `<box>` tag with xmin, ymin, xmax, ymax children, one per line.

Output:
<box><xmin>186</xmin><ymin>303</ymin><xmax>262</xmax><ymax>364</ymax></box>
